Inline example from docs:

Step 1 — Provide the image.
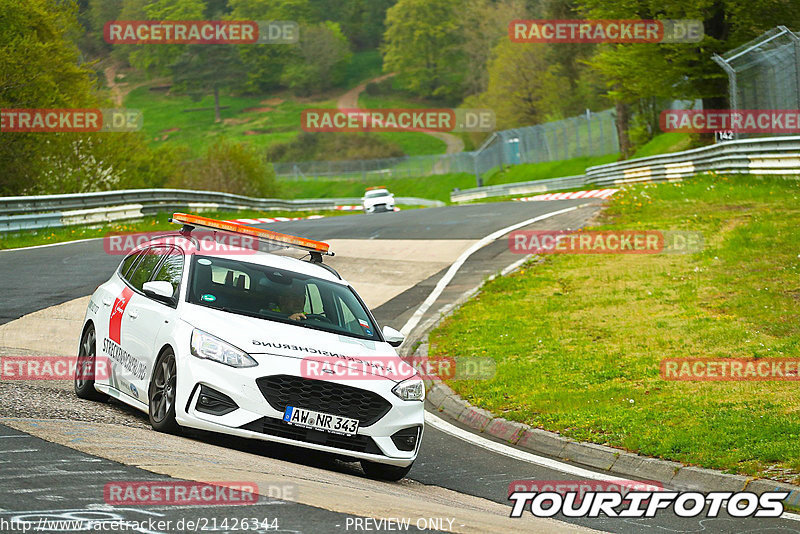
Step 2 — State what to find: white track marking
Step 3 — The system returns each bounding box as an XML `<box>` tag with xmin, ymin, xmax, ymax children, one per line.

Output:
<box><xmin>399</xmin><ymin>204</ymin><xmax>585</xmax><ymax>337</ymax></box>
<box><xmin>0</xmin><ymin>237</ymin><xmax>102</xmax><ymax>252</ymax></box>
<box><xmin>425</xmin><ymin>412</ymin><xmax>800</xmax><ymax>521</ymax></box>
<box><xmin>425</xmin><ymin>412</ymin><xmax>632</xmax><ymax>481</ymax></box>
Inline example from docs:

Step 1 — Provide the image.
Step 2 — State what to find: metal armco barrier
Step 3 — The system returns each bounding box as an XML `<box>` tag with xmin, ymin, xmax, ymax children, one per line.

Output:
<box><xmin>450</xmin><ymin>175</ymin><xmax>587</xmax><ymax>203</ymax></box>
<box><xmin>450</xmin><ymin>136</ymin><xmax>800</xmax><ymax>202</ymax></box>
<box><xmin>0</xmin><ymin>188</ymin><xmax>444</xmax><ymax>232</ymax></box>
<box><xmin>585</xmin><ymin>136</ymin><xmax>800</xmax><ymax>186</ymax></box>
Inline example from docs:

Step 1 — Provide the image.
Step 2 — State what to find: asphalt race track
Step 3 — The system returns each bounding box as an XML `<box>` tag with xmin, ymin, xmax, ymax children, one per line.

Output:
<box><xmin>1</xmin><ymin>200</ymin><xmax>798</xmax><ymax>533</ymax></box>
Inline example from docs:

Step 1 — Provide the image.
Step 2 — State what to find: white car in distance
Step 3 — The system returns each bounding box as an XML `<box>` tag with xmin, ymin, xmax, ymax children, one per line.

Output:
<box><xmin>362</xmin><ymin>187</ymin><xmax>396</xmax><ymax>214</ymax></box>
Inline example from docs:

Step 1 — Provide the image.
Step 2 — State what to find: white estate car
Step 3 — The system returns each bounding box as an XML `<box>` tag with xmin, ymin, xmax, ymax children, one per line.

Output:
<box><xmin>362</xmin><ymin>186</ymin><xmax>395</xmax><ymax>214</ymax></box>
<box><xmin>74</xmin><ymin>213</ymin><xmax>424</xmax><ymax>481</ymax></box>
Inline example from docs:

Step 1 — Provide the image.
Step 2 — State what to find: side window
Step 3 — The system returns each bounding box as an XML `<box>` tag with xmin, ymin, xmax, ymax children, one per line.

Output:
<box><xmin>119</xmin><ymin>250</ymin><xmax>142</xmax><ymax>281</ymax></box>
<box><xmin>306</xmin><ymin>283</ymin><xmax>323</xmax><ymax>315</ymax></box>
<box><xmin>151</xmin><ymin>248</ymin><xmax>184</xmax><ymax>298</ymax></box>
<box><xmin>128</xmin><ymin>247</ymin><xmax>168</xmax><ymax>292</ymax></box>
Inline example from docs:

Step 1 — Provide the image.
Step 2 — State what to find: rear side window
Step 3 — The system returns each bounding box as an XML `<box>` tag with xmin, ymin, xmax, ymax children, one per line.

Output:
<box><xmin>119</xmin><ymin>250</ymin><xmax>143</xmax><ymax>281</ymax></box>
<box><xmin>151</xmin><ymin>248</ymin><xmax>184</xmax><ymax>298</ymax></box>
<box><xmin>128</xmin><ymin>247</ymin><xmax>169</xmax><ymax>292</ymax></box>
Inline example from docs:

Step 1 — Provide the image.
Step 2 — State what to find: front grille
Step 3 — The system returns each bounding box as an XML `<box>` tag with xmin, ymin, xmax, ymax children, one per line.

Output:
<box><xmin>241</xmin><ymin>417</ymin><xmax>383</xmax><ymax>455</ymax></box>
<box><xmin>256</xmin><ymin>374</ymin><xmax>391</xmax><ymax>427</ymax></box>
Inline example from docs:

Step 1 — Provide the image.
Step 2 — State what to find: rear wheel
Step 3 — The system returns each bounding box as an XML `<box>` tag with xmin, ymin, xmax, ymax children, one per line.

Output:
<box><xmin>74</xmin><ymin>324</ymin><xmax>108</xmax><ymax>402</ymax></box>
<box><xmin>360</xmin><ymin>460</ymin><xmax>413</xmax><ymax>481</ymax></box>
<box><xmin>149</xmin><ymin>349</ymin><xmax>180</xmax><ymax>434</ymax></box>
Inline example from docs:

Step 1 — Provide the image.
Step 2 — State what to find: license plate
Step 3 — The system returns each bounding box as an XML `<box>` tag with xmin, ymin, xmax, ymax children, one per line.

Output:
<box><xmin>283</xmin><ymin>406</ymin><xmax>359</xmax><ymax>436</ymax></box>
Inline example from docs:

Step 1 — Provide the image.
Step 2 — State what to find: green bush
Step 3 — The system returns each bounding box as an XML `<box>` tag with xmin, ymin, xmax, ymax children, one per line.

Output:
<box><xmin>173</xmin><ymin>139</ymin><xmax>279</xmax><ymax>198</ymax></box>
<box><xmin>266</xmin><ymin>132</ymin><xmax>404</xmax><ymax>162</ymax></box>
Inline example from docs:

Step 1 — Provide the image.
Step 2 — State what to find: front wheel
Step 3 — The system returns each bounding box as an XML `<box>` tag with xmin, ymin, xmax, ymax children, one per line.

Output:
<box><xmin>149</xmin><ymin>349</ymin><xmax>181</xmax><ymax>434</ymax></box>
<box><xmin>360</xmin><ymin>460</ymin><xmax>413</xmax><ymax>481</ymax></box>
<box><xmin>74</xmin><ymin>324</ymin><xmax>108</xmax><ymax>402</ymax></box>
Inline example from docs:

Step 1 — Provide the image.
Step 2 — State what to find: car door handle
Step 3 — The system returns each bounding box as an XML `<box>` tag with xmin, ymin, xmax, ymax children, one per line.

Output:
<box><xmin>102</xmin><ymin>298</ymin><xmax>112</xmax><ymax>306</ymax></box>
<box><xmin>128</xmin><ymin>309</ymin><xmax>139</xmax><ymax>319</ymax></box>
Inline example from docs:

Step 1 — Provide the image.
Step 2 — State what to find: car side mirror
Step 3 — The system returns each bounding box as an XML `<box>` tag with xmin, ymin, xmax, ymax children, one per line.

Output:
<box><xmin>142</xmin><ymin>281</ymin><xmax>175</xmax><ymax>302</ymax></box>
<box><xmin>382</xmin><ymin>326</ymin><xmax>404</xmax><ymax>347</ymax></box>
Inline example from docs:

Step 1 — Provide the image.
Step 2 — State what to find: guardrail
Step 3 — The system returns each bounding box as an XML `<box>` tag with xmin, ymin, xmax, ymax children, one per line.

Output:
<box><xmin>449</xmin><ymin>175</ymin><xmax>586</xmax><ymax>203</ymax></box>
<box><xmin>450</xmin><ymin>136</ymin><xmax>800</xmax><ymax>202</ymax></box>
<box><xmin>585</xmin><ymin>136</ymin><xmax>800</xmax><ymax>186</ymax></box>
<box><xmin>0</xmin><ymin>188</ymin><xmax>444</xmax><ymax>232</ymax></box>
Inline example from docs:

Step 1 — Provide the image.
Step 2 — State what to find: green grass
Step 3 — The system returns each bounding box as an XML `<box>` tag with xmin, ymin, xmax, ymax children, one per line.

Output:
<box><xmin>0</xmin><ymin>208</ymin><xmax>359</xmax><ymax>250</ymax></box>
<box><xmin>485</xmin><ymin>154</ymin><xmax>620</xmax><ymax>185</ymax></box>
<box><xmin>429</xmin><ymin>173</ymin><xmax>800</xmax><ymax>482</ymax></box>
<box><xmin>280</xmin><ymin>173</ymin><xmax>476</xmax><ymax>203</ymax></box>
<box><xmin>376</xmin><ymin>132</ymin><xmax>447</xmax><ymax>156</ymax></box>
<box><xmin>357</xmin><ymin>90</ymin><xmax>449</xmax><ymax>156</ymax></box>
<box><xmin>631</xmin><ymin>132</ymin><xmax>696</xmax><ymax>159</ymax></box>
<box><xmin>277</xmin><ymin>153</ymin><xmax>626</xmax><ymax>203</ymax></box>
<box><xmin>126</xmin><ymin>87</ymin><xmax>337</xmax><ymax>156</ymax></box>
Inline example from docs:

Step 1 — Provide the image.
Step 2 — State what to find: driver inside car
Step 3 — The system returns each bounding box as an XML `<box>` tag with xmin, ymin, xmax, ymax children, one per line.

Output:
<box><xmin>273</xmin><ymin>282</ymin><xmax>308</xmax><ymax>321</ymax></box>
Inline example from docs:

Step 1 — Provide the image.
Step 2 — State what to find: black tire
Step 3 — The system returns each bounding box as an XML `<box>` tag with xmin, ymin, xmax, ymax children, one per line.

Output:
<box><xmin>149</xmin><ymin>349</ymin><xmax>181</xmax><ymax>434</ymax></box>
<box><xmin>74</xmin><ymin>324</ymin><xmax>108</xmax><ymax>402</ymax></box>
<box><xmin>360</xmin><ymin>460</ymin><xmax>413</xmax><ymax>481</ymax></box>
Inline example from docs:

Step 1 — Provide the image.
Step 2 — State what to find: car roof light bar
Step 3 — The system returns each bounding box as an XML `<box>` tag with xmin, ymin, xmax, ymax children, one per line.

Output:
<box><xmin>169</xmin><ymin>212</ymin><xmax>332</xmax><ymax>258</ymax></box>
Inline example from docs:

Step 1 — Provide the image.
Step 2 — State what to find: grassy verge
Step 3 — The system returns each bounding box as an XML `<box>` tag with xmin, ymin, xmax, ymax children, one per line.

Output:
<box><xmin>126</xmin><ymin>87</ymin><xmax>336</xmax><ymax>156</ymax></box>
<box><xmin>280</xmin><ymin>154</ymin><xmax>623</xmax><ymax>203</ymax></box>
<box><xmin>631</xmin><ymin>132</ymin><xmax>697</xmax><ymax>159</ymax></box>
<box><xmin>280</xmin><ymin>173</ymin><xmax>476</xmax><ymax>203</ymax></box>
<box><xmin>485</xmin><ymin>154</ymin><xmax>620</xmax><ymax>186</ymax></box>
<box><xmin>358</xmin><ymin>91</ymin><xmax>450</xmax><ymax>156</ymax></box>
<box><xmin>429</xmin><ymin>173</ymin><xmax>800</xmax><ymax>482</ymax></box>
<box><xmin>0</xmin><ymin>208</ymin><xmax>360</xmax><ymax>251</ymax></box>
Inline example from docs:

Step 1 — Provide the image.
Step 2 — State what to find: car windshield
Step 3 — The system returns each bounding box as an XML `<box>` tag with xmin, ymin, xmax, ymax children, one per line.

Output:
<box><xmin>187</xmin><ymin>255</ymin><xmax>381</xmax><ymax>341</ymax></box>
<box><xmin>365</xmin><ymin>190</ymin><xmax>388</xmax><ymax>198</ymax></box>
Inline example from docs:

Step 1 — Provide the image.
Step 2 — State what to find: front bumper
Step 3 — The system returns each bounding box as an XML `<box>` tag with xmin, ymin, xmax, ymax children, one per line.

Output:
<box><xmin>175</xmin><ymin>351</ymin><xmax>424</xmax><ymax>467</ymax></box>
<box><xmin>364</xmin><ymin>203</ymin><xmax>394</xmax><ymax>213</ymax></box>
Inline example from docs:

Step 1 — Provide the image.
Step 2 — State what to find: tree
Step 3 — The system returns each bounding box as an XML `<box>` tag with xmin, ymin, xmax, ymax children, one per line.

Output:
<box><xmin>0</xmin><ymin>0</ymin><xmax>98</xmax><ymax>194</ymax></box>
<box><xmin>460</xmin><ymin>0</ymin><xmax>528</xmax><ymax>97</ymax></box>
<box><xmin>382</xmin><ymin>0</ymin><xmax>466</xmax><ymax>101</ymax></box>
<box><xmin>577</xmin><ymin>0</ymin><xmax>800</xmax><ymax>152</ymax></box>
<box><xmin>127</xmin><ymin>0</ymin><xmax>206</xmax><ymax>75</ymax></box>
<box><xmin>174</xmin><ymin>139</ymin><xmax>279</xmax><ymax>197</ymax></box>
<box><xmin>464</xmin><ymin>38</ymin><xmax>564</xmax><ymax>129</ymax></box>
<box><xmin>170</xmin><ymin>44</ymin><xmax>245</xmax><ymax>122</ymax></box>
<box><xmin>281</xmin><ymin>21</ymin><xmax>351</xmax><ymax>95</ymax></box>
<box><xmin>335</xmin><ymin>0</ymin><xmax>397</xmax><ymax>50</ymax></box>
<box><xmin>0</xmin><ymin>0</ymin><xmax>181</xmax><ymax>195</ymax></box>
<box><xmin>230</xmin><ymin>0</ymin><xmax>313</xmax><ymax>92</ymax></box>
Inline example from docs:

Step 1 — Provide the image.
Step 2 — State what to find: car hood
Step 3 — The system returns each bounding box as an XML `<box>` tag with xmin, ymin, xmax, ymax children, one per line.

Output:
<box><xmin>181</xmin><ymin>304</ymin><xmax>410</xmax><ymax>383</ymax></box>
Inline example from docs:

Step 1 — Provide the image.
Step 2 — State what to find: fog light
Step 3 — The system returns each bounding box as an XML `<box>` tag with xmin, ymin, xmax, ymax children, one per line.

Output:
<box><xmin>195</xmin><ymin>385</ymin><xmax>238</xmax><ymax>415</ymax></box>
<box><xmin>391</xmin><ymin>426</ymin><xmax>421</xmax><ymax>452</ymax></box>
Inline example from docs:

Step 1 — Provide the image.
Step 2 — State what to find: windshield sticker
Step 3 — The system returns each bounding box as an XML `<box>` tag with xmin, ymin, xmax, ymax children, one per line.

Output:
<box><xmin>358</xmin><ymin>319</ymin><xmax>373</xmax><ymax>336</ymax></box>
<box><xmin>198</xmin><ymin>258</ymin><xmax>212</xmax><ymax>265</ymax></box>
<box><xmin>201</xmin><ymin>294</ymin><xmax>216</xmax><ymax>302</ymax></box>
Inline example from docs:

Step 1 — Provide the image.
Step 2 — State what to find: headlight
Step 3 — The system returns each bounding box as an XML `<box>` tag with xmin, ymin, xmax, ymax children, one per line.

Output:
<box><xmin>190</xmin><ymin>329</ymin><xmax>257</xmax><ymax>368</ymax></box>
<box><xmin>392</xmin><ymin>378</ymin><xmax>425</xmax><ymax>402</ymax></box>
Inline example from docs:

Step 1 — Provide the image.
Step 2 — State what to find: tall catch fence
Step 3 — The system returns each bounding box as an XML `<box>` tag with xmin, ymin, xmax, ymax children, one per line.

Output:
<box><xmin>273</xmin><ymin>109</ymin><xmax>618</xmax><ymax>185</ymax></box>
<box><xmin>713</xmin><ymin>26</ymin><xmax>800</xmax><ymax>139</ymax></box>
